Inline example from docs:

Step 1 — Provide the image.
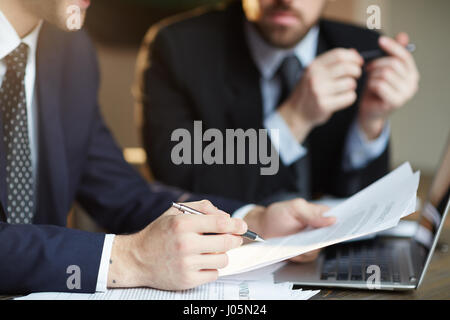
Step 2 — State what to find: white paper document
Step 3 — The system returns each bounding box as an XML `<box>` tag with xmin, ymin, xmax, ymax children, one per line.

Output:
<box><xmin>16</xmin><ymin>281</ymin><xmax>319</xmax><ymax>300</ymax></box>
<box><xmin>219</xmin><ymin>162</ymin><xmax>420</xmax><ymax>277</ymax></box>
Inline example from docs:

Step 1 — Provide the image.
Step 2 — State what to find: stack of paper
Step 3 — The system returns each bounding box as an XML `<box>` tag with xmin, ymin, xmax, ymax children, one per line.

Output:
<box><xmin>16</xmin><ymin>280</ymin><xmax>319</xmax><ymax>300</ymax></box>
<box><xmin>219</xmin><ymin>162</ymin><xmax>420</xmax><ymax>277</ymax></box>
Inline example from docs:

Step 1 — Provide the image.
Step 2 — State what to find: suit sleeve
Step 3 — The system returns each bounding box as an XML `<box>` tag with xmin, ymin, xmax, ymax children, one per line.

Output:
<box><xmin>0</xmin><ymin>222</ymin><xmax>105</xmax><ymax>294</ymax></box>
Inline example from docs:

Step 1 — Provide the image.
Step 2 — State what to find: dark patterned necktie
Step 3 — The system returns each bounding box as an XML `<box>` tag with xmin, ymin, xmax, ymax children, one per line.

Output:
<box><xmin>0</xmin><ymin>43</ymin><xmax>34</xmax><ymax>224</ymax></box>
<box><xmin>277</xmin><ymin>55</ymin><xmax>311</xmax><ymax>199</ymax></box>
<box><xmin>277</xmin><ymin>55</ymin><xmax>304</xmax><ymax>106</ymax></box>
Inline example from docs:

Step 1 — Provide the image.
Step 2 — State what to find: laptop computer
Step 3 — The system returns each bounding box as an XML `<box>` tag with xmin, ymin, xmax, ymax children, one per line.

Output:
<box><xmin>274</xmin><ymin>137</ymin><xmax>450</xmax><ymax>291</ymax></box>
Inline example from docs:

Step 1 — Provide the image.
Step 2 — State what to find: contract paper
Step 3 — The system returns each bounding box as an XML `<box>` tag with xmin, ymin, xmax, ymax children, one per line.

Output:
<box><xmin>219</xmin><ymin>162</ymin><xmax>420</xmax><ymax>277</ymax></box>
<box><xmin>16</xmin><ymin>281</ymin><xmax>319</xmax><ymax>300</ymax></box>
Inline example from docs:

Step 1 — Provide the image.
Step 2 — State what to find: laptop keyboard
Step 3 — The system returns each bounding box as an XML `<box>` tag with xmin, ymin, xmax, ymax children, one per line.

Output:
<box><xmin>321</xmin><ymin>241</ymin><xmax>401</xmax><ymax>283</ymax></box>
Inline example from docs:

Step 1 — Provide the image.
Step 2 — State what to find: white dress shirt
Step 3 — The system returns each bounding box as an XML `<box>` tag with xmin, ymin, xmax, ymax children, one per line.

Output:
<box><xmin>244</xmin><ymin>22</ymin><xmax>390</xmax><ymax>169</ymax></box>
<box><xmin>0</xmin><ymin>10</ymin><xmax>113</xmax><ymax>292</ymax></box>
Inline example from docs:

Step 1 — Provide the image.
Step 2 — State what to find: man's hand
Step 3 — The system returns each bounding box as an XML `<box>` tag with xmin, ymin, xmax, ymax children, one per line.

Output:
<box><xmin>244</xmin><ymin>199</ymin><xmax>336</xmax><ymax>263</ymax></box>
<box><xmin>107</xmin><ymin>200</ymin><xmax>247</xmax><ymax>291</ymax></box>
<box><xmin>359</xmin><ymin>33</ymin><xmax>420</xmax><ymax>140</ymax></box>
<box><xmin>279</xmin><ymin>48</ymin><xmax>364</xmax><ymax>143</ymax></box>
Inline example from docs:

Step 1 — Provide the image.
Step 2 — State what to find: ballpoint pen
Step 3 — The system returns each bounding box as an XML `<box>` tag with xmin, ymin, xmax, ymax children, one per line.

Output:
<box><xmin>172</xmin><ymin>202</ymin><xmax>265</xmax><ymax>242</ymax></box>
<box><xmin>360</xmin><ymin>43</ymin><xmax>416</xmax><ymax>62</ymax></box>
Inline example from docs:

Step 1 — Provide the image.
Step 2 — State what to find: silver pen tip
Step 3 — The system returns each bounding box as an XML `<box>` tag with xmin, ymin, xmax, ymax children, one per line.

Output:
<box><xmin>255</xmin><ymin>236</ymin><xmax>265</xmax><ymax>242</ymax></box>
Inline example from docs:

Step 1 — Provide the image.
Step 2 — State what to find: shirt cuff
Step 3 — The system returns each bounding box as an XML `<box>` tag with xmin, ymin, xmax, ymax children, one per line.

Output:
<box><xmin>343</xmin><ymin>119</ymin><xmax>390</xmax><ymax>170</ymax></box>
<box><xmin>95</xmin><ymin>234</ymin><xmax>115</xmax><ymax>292</ymax></box>
<box><xmin>232</xmin><ymin>204</ymin><xmax>256</xmax><ymax>220</ymax></box>
<box><xmin>264</xmin><ymin>111</ymin><xmax>308</xmax><ymax>166</ymax></box>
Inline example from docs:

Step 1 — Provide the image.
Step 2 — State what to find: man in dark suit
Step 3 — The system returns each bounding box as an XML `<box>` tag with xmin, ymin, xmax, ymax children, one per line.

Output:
<box><xmin>137</xmin><ymin>0</ymin><xmax>419</xmax><ymax>205</ymax></box>
<box><xmin>0</xmin><ymin>0</ymin><xmax>336</xmax><ymax>294</ymax></box>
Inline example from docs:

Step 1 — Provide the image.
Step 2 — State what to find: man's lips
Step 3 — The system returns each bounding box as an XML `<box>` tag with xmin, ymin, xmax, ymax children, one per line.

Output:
<box><xmin>266</xmin><ymin>11</ymin><xmax>300</xmax><ymax>26</ymax></box>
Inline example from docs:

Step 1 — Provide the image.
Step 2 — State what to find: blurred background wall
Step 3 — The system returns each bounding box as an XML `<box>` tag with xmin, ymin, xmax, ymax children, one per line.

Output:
<box><xmin>86</xmin><ymin>0</ymin><xmax>450</xmax><ymax>178</ymax></box>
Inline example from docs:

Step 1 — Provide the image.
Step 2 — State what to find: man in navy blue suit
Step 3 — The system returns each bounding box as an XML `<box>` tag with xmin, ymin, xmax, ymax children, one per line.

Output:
<box><xmin>0</xmin><ymin>0</ymin><xmax>336</xmax><ymax>294</ymax></box>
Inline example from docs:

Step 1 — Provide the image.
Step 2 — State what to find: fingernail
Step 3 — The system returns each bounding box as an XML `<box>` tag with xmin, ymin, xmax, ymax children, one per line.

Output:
<box><xmin>379</xmin><ymin>36</ymin><xmax>389</xmax><ymax>45</ymax></box>
<box><xmin>241</xmin><ymin>220</ymin><xmax>248</xmax><ymax>233</ymax></box>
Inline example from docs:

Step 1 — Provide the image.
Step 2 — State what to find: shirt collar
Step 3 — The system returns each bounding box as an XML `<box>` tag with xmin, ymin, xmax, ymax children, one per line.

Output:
<box><xmin>0</xmin><ymin>10</ymin><xmax>43</xmax><ymax>61</ymax></box>
<box><xmin>245</xmin><ymin>21</ymin><xmax>320</xmax><ymax>80</ymax></box>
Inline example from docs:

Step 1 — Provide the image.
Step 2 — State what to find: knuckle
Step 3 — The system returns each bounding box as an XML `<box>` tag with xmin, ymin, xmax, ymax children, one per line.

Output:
<box><xmin>174</xmin><ymin>234</ymin><xmax>189</xmax><ymax>253</ymax></box>
<box><xmin>199</xmin><ymin>200</ymin><xmax>213</xmax><ymax>210</ymax></box>
<box><xmin>382</xmin><ymin>69</ymin><xmax>392</xmax><ymax>79</ymax></box>
<box><xmin>215</xmin><ymin>215</ymin><xmax>230</xmax><ymax>233</ymax></box>
<box><xmin>348</xmin><ymin>78</ymin><xmax>357</xmax><ymax>88</ymax></box>
<box><xmin>219</xmin><ymin>254</ymin><xmax>229</xmax><ymax>269</ymax></box>
<box><xmin>208</xmin><ymin>270</ymin><xmax>219</xmax><ymax>282</ymax></box>
<box><xmin>178</xmin><ymin>256</ymin><xmax>191</xmax><ymax>270</ymax></box>
<box><xmin>170</xmin><ymin>216</ymin><xmax>187</xmax><ymax>233</ymax></box>
<box><xmin>294</xmin><ymin>198</ymin><xmax>307</xmax><ymax>208</ymax></box>
<box><xmin>222</xmin><ymin>235</ymin><xmax>233</xmax><ymax>250</ymax></box>
<box><xmin>334</xmin><ymin>49</ymin><xmax>346</xmax><ymax>61</ymax></box>
<box><xmin>393</xmin><ymin>60</ymin><xmax>403</xmax><ymax>72</ymax></box>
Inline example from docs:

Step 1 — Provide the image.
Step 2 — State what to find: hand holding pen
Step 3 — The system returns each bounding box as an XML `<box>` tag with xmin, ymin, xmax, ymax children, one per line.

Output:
<box><xmin>173</xmin><ymin>202</ymin><xmax>265</xmax><ymax>242</ymax></box>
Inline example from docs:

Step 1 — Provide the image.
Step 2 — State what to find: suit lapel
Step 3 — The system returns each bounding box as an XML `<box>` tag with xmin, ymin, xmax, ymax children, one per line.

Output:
<box><xmin>34</xmin><ymin>24</ymin><xmax>69</xmax><ymax>224</ymax></box>
<box><xmin>223</xmin><ymin>4</ymin><xmax>263</xmax><ymax>130</ymax></box>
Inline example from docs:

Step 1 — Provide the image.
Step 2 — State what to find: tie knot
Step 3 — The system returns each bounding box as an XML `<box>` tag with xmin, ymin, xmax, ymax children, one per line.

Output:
<box><xmin>4</xmin><ymin>43</ymin><xmax>29</xmax><ymax>76</ymax></box>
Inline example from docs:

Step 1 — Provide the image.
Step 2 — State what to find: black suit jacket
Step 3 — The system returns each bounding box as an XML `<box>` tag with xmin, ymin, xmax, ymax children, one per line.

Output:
<box><xmin>138</xmin><ymin>2</ymin><xmax>390</xmax><ymax>204</ymax></box>
<box><xmin>0</xmin><ymin>23</ymin><xmax>243</xmax><ymax>294</ymax></box>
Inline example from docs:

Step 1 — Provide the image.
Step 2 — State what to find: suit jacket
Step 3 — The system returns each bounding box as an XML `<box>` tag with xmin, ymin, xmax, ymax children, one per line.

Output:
<box><xmin>138</xmin><ymin>1</ymin><xmax>390</xmax><ymax>204</ymax></box>
<box><xmin>0</xmin><ymin>23</ymin><xmax>243</xmax><ymax>294</ymax></box>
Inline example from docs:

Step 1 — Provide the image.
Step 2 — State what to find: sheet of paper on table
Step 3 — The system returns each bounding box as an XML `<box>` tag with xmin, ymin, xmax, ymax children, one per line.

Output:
<box><xmin>219</xmin><ymin>162</ymin><xmax>420</xmax><ymax>277</ymax></box>
<box><xmin>16</xmin><ymin>280</ymin><xmax>319</xmax><ymax>300</ymax></box>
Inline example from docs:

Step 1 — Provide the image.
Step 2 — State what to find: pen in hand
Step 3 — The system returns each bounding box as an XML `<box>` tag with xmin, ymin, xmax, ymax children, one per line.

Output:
<box><xmin>172</xmin><ymin>202</ymin><xmax>265</xmax><ymax>242</ymax></box>
<box><xmin>360</xmin><ymin>43</ymin><xmax>416</xmax><ymax>62</ymax></box>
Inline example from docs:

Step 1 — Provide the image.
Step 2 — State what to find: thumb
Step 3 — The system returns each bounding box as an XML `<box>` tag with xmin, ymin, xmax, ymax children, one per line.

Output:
<box><xmin>291</xmin><ymin>200</ymin><xmax>336</xmax><ymax>228</ymax></box>
<box><xmin>304</xmin><ymin>204</ymin><xmax>336</xmax><ymax>228</ymax></box>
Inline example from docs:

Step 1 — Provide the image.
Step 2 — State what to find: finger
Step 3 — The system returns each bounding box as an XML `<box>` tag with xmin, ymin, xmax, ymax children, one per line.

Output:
<box><xmin>395</xmin><ymin>32</ymin><xmax>410</xmax><ymax>47</ymax></box>
<box><xmin>191</xmin><ymin>253</ymin><xmax>229</xmax><ymax>270</ymax></box>
<box><xmin>290</xmin><ymin>250</ymin><xmax>321</xmax><ymax>263</ymax></box>
<box><xmin>367</xmin><ymin>79</ymin><xmax>403</xmax><ymax>108</ymax></box>
<box><xmin>328</xmin><ymin>77</ymin><xmax>358</xmax><ymax>95</ymax></box>
<box><xmin>378</xmin><ymin>36</ymin><xmax>415</xmax><ymax>70</ymax></box>
<box><xmin>326</xmin><ymin>91</ymin><xmax>357</xmax><ymax>112</ymax></box>
<box><xmin>369</xmin><ymin>68</ymin><xmax>408</xmax><ymax>94</ymax></box>
<box><xmin>366</xmin><ymin>57</ymin><xmax>408</xmax><ymax>80</ymax></box>
<box><xmin>329</xmin><ymin>61</ymin><xmax>363</xmax><ymax>79</ymax></box>
<box><xmin>194</xmin><ymin>270</ymin><xmax>219</xmax><ymax>285</ymax></box>
<box><xmin>191</xmin><ymin>233</ymin><xmax>243</xmax><ymax>253</ymax></box>
<box><xmin>182</xmin><ymin>200</ymin><xmax>230</xmax><ymax>216</ymax></box>
<box><xmin>180</xmin><ymin>214</ymin><xmax>247</xmax><ymax>234</ymax></box>
<box><xmin>319</xmin><ymin>48</ymin><xmax>364</xmax><ymax>66</ymax></box>
<box><xmin>292</xmin><ymin>200</ymin><xmax>336</xmax><ymax>228</ymax></box>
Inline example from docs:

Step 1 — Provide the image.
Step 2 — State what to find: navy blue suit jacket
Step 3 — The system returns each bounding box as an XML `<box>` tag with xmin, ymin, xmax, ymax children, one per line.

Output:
<box><xmin>0</xmin><ymin>24</ymin><xmax>243</xmax><ymax>294</ymax></box>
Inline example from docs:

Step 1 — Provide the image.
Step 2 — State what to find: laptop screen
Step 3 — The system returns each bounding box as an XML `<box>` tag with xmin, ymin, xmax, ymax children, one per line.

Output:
<box><xmin>414</xmin><ymin>137</ymin><xmax>450</xmax><ymax>288</ymax></box>
<box><xmin>414</xmin><ymin>139</ymin><xmax>450</xmax><ymax>249</ymax></box>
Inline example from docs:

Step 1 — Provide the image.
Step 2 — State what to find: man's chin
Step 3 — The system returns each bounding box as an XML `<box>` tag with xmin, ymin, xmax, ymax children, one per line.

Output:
<box><xmin>261</xmin><ymin>28</ymin><xmax>307</xmax><ymax>49</ymax></box>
